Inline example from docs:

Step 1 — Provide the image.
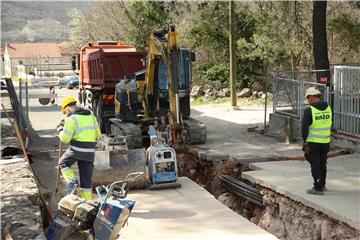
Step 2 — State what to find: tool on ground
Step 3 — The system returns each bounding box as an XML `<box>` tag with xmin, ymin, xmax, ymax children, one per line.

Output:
<box><xmin>1</xmin><ymin>103</ymin><xmax>53</xmax><ymax>221</ymax></box>
<box><xmin>47</xmin><ymin>172</ymin><xmax>144</xmax><ymax>240</ymax></box>
<box><xmin>55</xmin><ymin>141</ymin><xmax>64</xmax><ymax>201</ymax></box>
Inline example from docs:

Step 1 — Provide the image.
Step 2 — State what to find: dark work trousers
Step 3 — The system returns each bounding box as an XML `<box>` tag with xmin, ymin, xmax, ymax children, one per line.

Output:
<box><xmin>308</xmin><ymin>142</ymin><xmax>330</xmax><ymax>190</ymax></box>
<box><xmin>59</xmin><ymin>154</ymin><xmax>94</xmax><ymax>189</ymax></box>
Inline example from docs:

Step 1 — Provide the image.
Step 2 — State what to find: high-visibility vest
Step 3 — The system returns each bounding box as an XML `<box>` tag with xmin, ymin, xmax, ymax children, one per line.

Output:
<box><xmin>306</xmin><ymin>106</ymin><xmax>332</xmax><ymax>143</ymax></box>
<box><xmin>59</xmin><ymin>110</ymin><xmax>101</xmax><ymax>153</ymax></box>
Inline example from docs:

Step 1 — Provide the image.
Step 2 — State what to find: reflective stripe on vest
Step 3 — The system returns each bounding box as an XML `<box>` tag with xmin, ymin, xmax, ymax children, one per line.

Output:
<box><xmin>306</xmin><ymin>105</ymin><xmax>332</xmax><ymax>143</ymax></box>
<box><xmin>70</xmin><ymin>140</ymin><xmax>96</xmax><ymax>153</ymax></box>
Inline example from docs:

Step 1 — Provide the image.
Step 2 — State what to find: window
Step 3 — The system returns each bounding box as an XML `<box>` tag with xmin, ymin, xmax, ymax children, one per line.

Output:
<box><xmin>19</xmin><ymin>60</ymin><xmax>23</xmax><ymax>65</ymax></box>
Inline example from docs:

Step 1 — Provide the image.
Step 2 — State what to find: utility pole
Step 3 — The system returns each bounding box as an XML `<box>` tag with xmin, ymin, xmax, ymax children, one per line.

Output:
<box><xmin>229</xmin><ymin>0</ymin><xmax>237</xmax><ymax>109</ymax></box>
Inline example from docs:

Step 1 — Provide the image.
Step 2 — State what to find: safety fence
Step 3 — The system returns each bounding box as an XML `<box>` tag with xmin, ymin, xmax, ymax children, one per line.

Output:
<box><xmin>333</xmin><ymin>66</ymin><xmax>360</xmax><ymax>137</ymax></box>
<box><xmin>272</xmin><ymin>77</ymin><xmax>328</xmax><ymax>120</ymax></box>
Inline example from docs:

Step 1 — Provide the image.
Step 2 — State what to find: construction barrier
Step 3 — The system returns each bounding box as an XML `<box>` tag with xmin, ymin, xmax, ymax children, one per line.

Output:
<box><xmin>333</xmin><ymin>66</ymin><xmax>360</xmax><ymax>137</ymax></box>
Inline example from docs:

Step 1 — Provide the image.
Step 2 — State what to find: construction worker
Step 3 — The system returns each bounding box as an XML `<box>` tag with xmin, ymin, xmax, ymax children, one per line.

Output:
<box><xmin>57</xmin><ymin>96</ymin><xmax>101</xmax><ymax>200</ymax></box>
<box><xmin>49</xmin><ymin>84</ymin><xmax>55</xmax><ymax>105</ymax></box>
<box><xmin>302</xmin><ymin>87</ymin><xmax>332</xmax><ymax>195</ymax></box>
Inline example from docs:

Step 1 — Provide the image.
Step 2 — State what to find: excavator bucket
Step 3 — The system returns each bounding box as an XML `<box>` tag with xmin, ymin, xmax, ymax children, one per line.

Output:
<box><xmin>92</xmin><ymin>148</ymin><xmax>146</xmax><ymax>189</ymax></box>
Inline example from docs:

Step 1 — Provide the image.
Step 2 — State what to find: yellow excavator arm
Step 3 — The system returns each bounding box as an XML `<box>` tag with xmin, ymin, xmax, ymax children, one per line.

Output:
<box><xmin>144</xmin><ymin>26</ymin><xmax>186</xmax><ymax>150</ymax></box>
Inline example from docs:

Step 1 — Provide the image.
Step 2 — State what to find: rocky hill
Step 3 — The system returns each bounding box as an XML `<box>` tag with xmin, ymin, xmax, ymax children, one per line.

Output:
<box><xmin>1</xmin><ymin>1</ymin><xmax>91</xmax><ymax>46</ymax></box>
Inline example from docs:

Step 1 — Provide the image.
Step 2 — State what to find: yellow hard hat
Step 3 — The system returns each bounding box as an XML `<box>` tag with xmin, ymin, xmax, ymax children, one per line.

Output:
<box><xmin>304</xmin><ymin>87</ymin><xmax>321</xmax><ymax>99</ymax></box>
<box><xmin>61</xmin><ymin>96</ymin><xmax>77</xmax><ymax>114</ymax></box>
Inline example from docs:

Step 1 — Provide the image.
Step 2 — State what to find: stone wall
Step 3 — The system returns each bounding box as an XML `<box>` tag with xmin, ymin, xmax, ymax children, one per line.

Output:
<box><xmin>1</xmin><ymin>161</ymin><xmax>46</xmax><ymax>240</ymax></box>
<box><xmin>256</xmin><ymin>189</ymin><xmax>359</xmax><ymax>240</ymax></box>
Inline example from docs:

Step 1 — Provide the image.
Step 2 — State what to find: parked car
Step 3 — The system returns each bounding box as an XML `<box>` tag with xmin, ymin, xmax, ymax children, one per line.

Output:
<box><xmin>58</xmin><ymin>76</ymin><xmax>79</xmax><ymax>89</ymax></box>
<box><xmin>58</xmin><ymin>78</ymin><xmax>68</xmax><ymax>89</ymax></box>
<box><xmin>67</xmin><ymin>76</ymin><xmax>79</xmax><ymax>89</ymax></box>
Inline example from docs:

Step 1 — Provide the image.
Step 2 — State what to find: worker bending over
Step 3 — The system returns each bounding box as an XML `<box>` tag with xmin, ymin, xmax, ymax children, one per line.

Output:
<box><xmin>57</xmin><ymin>96</ymin><xmax>101</xmax><ymax>200</ymax></box>
<box><xmin>302</xmin><ymin>87</ymin><xmax>332</xmax><ymax>195</ymax></box>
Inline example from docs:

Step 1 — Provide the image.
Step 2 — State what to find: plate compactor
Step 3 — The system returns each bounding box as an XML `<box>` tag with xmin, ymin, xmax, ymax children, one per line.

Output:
<box><xmin>47</xmin><ymin>172</ymin><xmax>143</xmax><ymax>240</ymax></box>
<box><xmin>146</xmin><ymin>142</ymin><xmax>181</xmax><ymax>190</ymax></box>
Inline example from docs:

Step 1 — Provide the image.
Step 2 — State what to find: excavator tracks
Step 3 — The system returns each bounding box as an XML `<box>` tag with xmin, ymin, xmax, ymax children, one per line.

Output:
<box><xmin>107</xmin><ymin>118</ymin><xmax>207</xmax><ymax>148</ymax></box>
<box><xmin>184</xmin><ymin>118</ymin><xmax>207</xmax><ymax>145</ymax></box>
<box><xmin>109</xmin><ymin>120</ymin><xmax>143</xmax><ymax>149</ymax></box>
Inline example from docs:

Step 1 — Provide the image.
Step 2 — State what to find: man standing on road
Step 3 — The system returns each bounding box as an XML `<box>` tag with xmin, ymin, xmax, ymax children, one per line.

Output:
<box><xmin>57</xmin><ymin>96</ymin><xmax>101</xmax><ymax>200</ymax></box>
<box><xmin>49</xmin><ymin>84</ymin><xmax>55</xmax><ymax>105</ymax></box>
<box><xmin>302</xmin><ymin>87</ymin><xmax>332</xmax><ymax>195</ymax></box>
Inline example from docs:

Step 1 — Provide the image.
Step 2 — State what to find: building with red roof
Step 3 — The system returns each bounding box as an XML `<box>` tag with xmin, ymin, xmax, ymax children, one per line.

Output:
<box><xmin>3</xmin><ymin>42</ymin><xmax>72</xmax><ymax>77</ymax></box>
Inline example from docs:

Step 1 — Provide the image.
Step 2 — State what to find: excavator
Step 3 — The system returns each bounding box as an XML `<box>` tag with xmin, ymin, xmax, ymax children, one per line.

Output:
<box><xmin>75</xmin><ymin>27</ymin><xmax>206</xmax><ymax>188</ymax></box>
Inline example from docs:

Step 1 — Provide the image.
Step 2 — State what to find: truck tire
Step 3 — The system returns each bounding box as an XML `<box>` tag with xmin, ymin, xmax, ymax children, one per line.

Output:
<box><xmin>95</xmin><ymin>99</ymin><xmax>106</xmax><ymax>133</ymax></box>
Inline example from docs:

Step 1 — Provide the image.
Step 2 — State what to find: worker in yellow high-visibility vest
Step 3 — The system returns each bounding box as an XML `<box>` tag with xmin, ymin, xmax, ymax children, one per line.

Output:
<box><xmin>302</xmin><ymin>87</ymin><xmax>332</xmax><ymax>195</ymax></box>
<box><xmin>57</xmin><ymin>96</ymin><xmax>101</xmax><ymax>200</ymax></box>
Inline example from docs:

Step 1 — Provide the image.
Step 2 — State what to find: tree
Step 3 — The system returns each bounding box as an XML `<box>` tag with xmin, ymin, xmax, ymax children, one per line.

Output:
<box><xmin>312</xmin><ymin>1</ymin><xmax>330</xmax><ymax>83</ymax></box>
<box><xmin>119</xmin><ymin>1</ymin><xmax>174</xmax><ymax>50</ymax></box>
<box><xmin>328</xmin><ymin>2</ymin><xmax>360</xmax><ymax>63</ymax></box>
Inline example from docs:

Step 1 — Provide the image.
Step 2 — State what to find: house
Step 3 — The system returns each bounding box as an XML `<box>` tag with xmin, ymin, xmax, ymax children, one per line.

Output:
<box><xmin>3</xmin><ymin>42</ymin><xmax>73</xmax><ymax>78</ymax></box>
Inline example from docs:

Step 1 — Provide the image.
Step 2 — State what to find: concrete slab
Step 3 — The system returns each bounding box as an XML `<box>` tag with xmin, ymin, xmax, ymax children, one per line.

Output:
<box><xmin>242</xmin><ymin>154</ymin><xmax>360</xmax><ymax>230</ymax></box>
<box><xmin>121</xmin><ymin>177</ymin><xmax>278</xmax><ymax>240</ymax></box>
<box><xmin>191</xmin><ymin>105</ymin><xmax>304</xmax><ymax>165</ymax></box>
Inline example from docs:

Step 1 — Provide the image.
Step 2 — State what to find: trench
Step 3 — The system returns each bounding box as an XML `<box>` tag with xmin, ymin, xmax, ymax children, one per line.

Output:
<box><xmin>176</xmin><ymin>149</ymin><xmax>360</xmax><ymax>240</ymax></box>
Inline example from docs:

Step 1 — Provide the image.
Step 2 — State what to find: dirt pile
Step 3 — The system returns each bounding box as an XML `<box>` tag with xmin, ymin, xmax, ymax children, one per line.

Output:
<box><xmin>1</xmin><ymin>162</ymin><xmax>46</xmax><ymax>240</ymax></box>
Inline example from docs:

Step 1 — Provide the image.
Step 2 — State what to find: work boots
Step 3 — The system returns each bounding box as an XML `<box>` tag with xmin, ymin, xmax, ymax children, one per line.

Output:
<box><xmin>306</xmin><ymin>187</ymin><xmax>324</xmax><ymax>195</ymax></box>
<box><xmin>66</xmin><ymin>179</ymin><xmax>79</xmax><ymax>195</ymax></box>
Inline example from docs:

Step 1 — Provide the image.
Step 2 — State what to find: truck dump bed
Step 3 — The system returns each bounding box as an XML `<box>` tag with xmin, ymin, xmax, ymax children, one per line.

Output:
<box><xmin>80</xmin><ymin>45</ymin><xmax>146</xmax><ymax>91</ymax></box>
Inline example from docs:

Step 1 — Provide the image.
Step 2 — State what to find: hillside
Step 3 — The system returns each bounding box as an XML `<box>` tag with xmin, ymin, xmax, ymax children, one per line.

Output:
<box><xmin>1</xmin><ymin>1</ymin><xmax>91</xmax><ymax>46</ymax></box>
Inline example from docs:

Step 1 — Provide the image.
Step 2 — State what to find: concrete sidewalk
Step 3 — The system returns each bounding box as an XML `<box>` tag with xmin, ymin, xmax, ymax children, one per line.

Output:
<box><xmin>121</xmin><ymin>177</ymin><xmax>278</xmax><ymax>240</ymax></box>
<box><xmin>242</xmin><ymin>154</ymin><xmax>360</xmax><ymax>230</ymax></box>
<box><xmin>191</xmin><ymin>105</ymin><xmax>304</xmax><ymax>164</ymax></box>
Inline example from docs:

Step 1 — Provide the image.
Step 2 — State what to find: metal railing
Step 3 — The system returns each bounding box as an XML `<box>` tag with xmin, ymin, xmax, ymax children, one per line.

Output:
<box><xmin>333</xmin><ymin>66</ymin><xmax>360</xmax><ymax>137</ymax></box>
<box><xmin>272</xmin><ymin>77</ymin><xmax>328</xmax><ymax>120</ymax></box>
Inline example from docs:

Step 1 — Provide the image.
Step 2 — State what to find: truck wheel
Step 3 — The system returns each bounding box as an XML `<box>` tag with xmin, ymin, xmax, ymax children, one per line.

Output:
<box><xmin>78</xmin><ymin>91</ymin><xmax>83</xmax><ymax>105</ymax></box>
<box><xmin>95</xmin><ymin>99</ymin><xmax>106</xmax><ymax>133</ymax></box>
